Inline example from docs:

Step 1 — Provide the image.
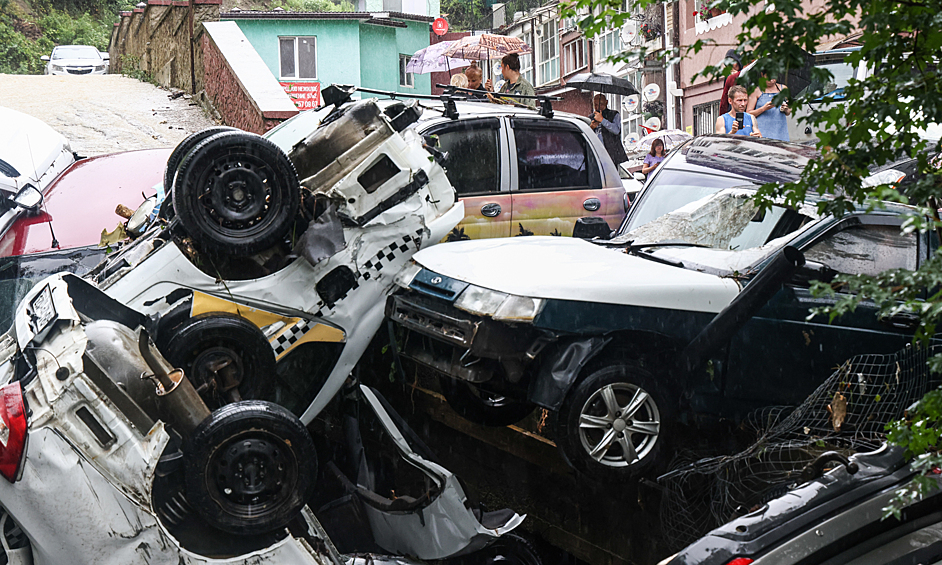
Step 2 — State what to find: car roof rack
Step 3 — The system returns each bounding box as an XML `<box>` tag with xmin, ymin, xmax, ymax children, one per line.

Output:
<box><xmin>316</xmin><ymin>83</ymin><xmax>559</xmax><ymax>120</ymax></box>
<box><xmin>435</xmin><ymin>84</ymin><xmax>561</xmax><ymax>119</ymax></box>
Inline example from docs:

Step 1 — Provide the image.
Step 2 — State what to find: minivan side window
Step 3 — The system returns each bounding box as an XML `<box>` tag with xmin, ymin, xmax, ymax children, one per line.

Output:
<box><xmin>424</xmin><ymin>119</ymin><xmax>501</xmax><ymax>196</ymax></box>
<box><xmin>804</xmin><ymin>223</ymin><xmax>917</xmax><ymax>277</ymax></box>
<box><xmin>512</xmin><ymin>125</ymin><xmax>591</xmax><ymax>191</ymax></box>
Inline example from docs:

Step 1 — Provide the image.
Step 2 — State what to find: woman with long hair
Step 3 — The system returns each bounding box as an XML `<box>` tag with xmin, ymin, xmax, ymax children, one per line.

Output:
<box><xmin>641</xmin><ymin>138</ymin><xmax>666</xmax><ymax>174</ymax></box>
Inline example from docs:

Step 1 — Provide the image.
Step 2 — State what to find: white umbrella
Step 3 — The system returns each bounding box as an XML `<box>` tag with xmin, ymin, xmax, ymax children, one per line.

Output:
<box><xmin>626</xmin><ymin>129</ymin><xmax>693</xmax><ymax>157</ymax></box>
<box><xmin>406</xmin><ymin>41</ymin><xmax>473</xmax><ymax>74</ymax></box>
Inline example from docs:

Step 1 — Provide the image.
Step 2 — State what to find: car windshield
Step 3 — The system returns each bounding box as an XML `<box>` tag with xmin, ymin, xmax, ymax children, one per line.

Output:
<box><xmin>797</xmin><ymin>54</ymin><xmax>859</xmax><ymax>99</ymax></box>
<box><xmin>620</xmin><ymin>169</ymin><xmax>761</xmax><ymax>234</ymax></box>
<box><xmin>52</xmin><ymin>46</ymin><xmax>101</xmax><ymax>60</ymax></box>
<box><xmin>611</xmin><ymin>188</ymin><xmax>817</xmax><ymax>253</ymax></box>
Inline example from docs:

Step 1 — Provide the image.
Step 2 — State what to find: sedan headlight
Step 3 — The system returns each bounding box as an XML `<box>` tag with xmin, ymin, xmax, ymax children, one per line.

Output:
<box><xmin>454</xmin><ymin>285</ymin><xmax>543</xmax><ymax>322</ymax></box>
<box><xmin>50</xmin><ymin>65</ymin><xmax>62</xmax><ymax>72</ymax></box>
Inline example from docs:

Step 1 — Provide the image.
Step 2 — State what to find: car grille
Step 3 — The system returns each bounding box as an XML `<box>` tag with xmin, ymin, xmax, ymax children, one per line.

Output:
<box><xmin>67</xmin><ymin>68</ymin><xmax>93</xmax><ymax>75</ymax></box>
<box><xmin>388</xmin><ymin>295</ymin><xmax>478</xmax><ymax>348</ymax></box>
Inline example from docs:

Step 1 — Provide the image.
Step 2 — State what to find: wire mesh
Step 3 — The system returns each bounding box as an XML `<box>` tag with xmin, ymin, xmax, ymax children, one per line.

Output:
<box><xmin>658</xmin><ymin>343</ymin><xmax>942</xmax><ymax>550</ymax></box>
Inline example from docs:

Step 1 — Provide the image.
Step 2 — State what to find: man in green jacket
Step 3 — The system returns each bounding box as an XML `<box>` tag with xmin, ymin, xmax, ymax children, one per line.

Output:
<box><xmin>484</xmin><ymin>53</ymin><xmax>536</xmax><ymax>109</ymax></box>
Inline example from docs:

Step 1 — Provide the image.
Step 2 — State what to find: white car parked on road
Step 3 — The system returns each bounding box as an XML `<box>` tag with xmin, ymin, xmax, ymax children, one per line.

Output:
<box><xmin>41</xmin><ymin>45</ymin><xmax>108</xmax><ymax>76</ymax></box>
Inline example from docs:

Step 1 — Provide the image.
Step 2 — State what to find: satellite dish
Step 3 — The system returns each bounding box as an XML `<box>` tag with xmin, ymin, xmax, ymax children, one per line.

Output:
<box><xmin>626</xmin><ymin>131</ymin><xmax>641</xmax><ymax>145</ymax></box>
<box><xmin>643</xmin><ymin>83</ymin><xmax>660</xmax><ymax>102</ymax></box>
<box><xmin>623</xmin><ymin>94</ymin><xmax>640</xmax><ymax>113</ymax></box>
<box><xmin>620</xmin><ymin>23</ymin><xmax>637</xmax><ymax>45</ymax></box>
<box><xmin>644</xmin><ymin>116</ymin><xmax>662</xmax><ymax>131</ymax></box>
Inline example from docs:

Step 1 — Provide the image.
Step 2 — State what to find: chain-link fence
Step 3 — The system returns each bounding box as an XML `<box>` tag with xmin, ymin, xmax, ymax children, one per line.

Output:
<box><xmin>658</xmin><ymin>344</ymin><xmax>942</xmax><ymax>551</ymax></box>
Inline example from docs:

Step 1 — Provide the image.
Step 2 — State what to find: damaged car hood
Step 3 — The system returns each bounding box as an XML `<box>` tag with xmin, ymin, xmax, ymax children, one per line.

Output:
<box><xmin>412</xmin><ymin>237</ymin><xmax>742</xmax><ymax>313</ymax></box>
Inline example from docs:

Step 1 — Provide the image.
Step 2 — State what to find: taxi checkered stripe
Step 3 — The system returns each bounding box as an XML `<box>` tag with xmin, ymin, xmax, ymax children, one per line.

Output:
<box><xmin>272</xmin><ymin>319</ymin><xmax>312</xmax><ymax>356</ymax></box>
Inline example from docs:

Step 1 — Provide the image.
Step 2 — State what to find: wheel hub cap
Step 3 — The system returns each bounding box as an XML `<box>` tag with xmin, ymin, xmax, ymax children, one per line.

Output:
<box><xmin>577</xmin><ymin>382</ymin><xmax>661</xmax><ymax>469</ymax></box>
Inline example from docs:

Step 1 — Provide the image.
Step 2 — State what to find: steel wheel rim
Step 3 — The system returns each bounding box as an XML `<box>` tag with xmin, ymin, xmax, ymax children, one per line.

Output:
<box><xmin>577</xmin><ymin>382</ymin><xmax>660</xmax><ymax>468</ymax></box>
<box><xmin>207</xmin><ymin>431</ymin><xmax>298</xmax><ymax>519</ymax></box>
<box><xmin>195</xmin><ymin>153</ymin><xmax>282</xmax><ymax>238</ymax></box>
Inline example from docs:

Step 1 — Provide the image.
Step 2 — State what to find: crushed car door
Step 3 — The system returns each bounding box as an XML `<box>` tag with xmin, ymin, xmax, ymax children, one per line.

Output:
<box><xmin>509</xmin><ymin>119</ymin><xmax>622</xmax><ymax>237</ymax></box>
<box><xmin>423</xmin><ymin>118</ymin><xmax>512</xmax><ymax>240</ymax></box>
<box><xmin>723</xmin><ymin>215</ymin><xmax>920</xmax><ymax>410</ymax></box>
<box><xmin>317</xmin><ymin>385</ymin><xmax>524</xmax><ymax>560</ymax></box>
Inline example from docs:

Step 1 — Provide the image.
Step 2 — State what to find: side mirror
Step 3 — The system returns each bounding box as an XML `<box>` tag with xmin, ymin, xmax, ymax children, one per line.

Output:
<box><xmin>633</xmin><ymin>171</ymin><xmax>646</xmax><ymax>182</ymax></box>
<box><xmin>573</xmin><ymin>216</ymin><xmax>612</xmax><ymax>240</ymax></box>
<box><xmin>100</xmin><ymin>52</ymin><xmax>110</xmax><ymax>61</ymax></box>
<box><xmin>791</xmin><ymin>260</ymin><xmax>838</xmax><ymax>287</ymax></box>
<box><xmin>13</xmin><ymin>185</ymin><xmax>42</xmax><ymax>211</ymax></box>
<box><xmin>41</xmin><ymin>55</ymin><xmax>50</xmax><ymax>62</ymax></box>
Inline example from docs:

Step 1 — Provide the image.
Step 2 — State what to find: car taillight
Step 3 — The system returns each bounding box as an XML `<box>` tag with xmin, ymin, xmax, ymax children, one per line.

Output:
<box><xmin>726</xmin><ymin>559</ymin><xmax>754</xmax><ymax>565</ymax></box>
<box><xmin>0</xmin><ymin>382</ymin><xmax>28</xmax><ymax>482</ymax></box>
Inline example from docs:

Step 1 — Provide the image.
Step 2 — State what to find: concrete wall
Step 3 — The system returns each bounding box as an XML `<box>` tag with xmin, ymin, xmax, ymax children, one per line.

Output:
<box><xmin>227</xmin><ymin>17</ymin><xmax>431</xmax><ymax>96</ymax></box>
<box><xmin>109</xmin><ymin>0</ymin><xmax>220</xmax><ymax>93</ymax></box>
<box><xmin>202</xmin><ymin>21</ymin><xmax>299</xmax><ymax>133</ymax></box>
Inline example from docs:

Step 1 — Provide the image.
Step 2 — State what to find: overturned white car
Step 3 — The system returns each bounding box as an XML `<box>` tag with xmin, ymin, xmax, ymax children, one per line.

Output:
<box><xmin>89</xmin><ymin>92</ymin><xmax>463</xmax><ymax>426</ymax></box>
<box><xmin>0</xmin><ymin>273</ymin><xmax>524</xmax><ymax>563</ymax></box>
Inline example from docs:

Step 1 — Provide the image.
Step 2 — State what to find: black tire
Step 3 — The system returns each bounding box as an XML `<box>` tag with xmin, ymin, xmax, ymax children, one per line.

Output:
<box><xmin>172</xmin><ymin>131</ymin><xmax>300</xmax><ymax>256</ymax></box>
<box><xmin>471</xmin><ymin>533</ymin><xmax>543</xmax><ymax>565</ymax></box>
<box><xmin>440</xmin><ymin>378</ymin><xmax>534</xmax><ymax>427</ymax></box>
<box><xmin>184</xmin><ymin>400</ymin><xmax>317</xmax><ymax>535</ymax></box>
<box><xmin>165</xmin><ymin>313</ymin><xmax>276</xmax><ymax>410</ymax></box>
<box><xmin>162</xmin><ymin>126</ymin><xmax>240</xmax><ymax>217</ymax></box>
<box><xmin>556</xmin><ymin>360</ymin><xmax>671</xmax><ymax>482</ymax></box>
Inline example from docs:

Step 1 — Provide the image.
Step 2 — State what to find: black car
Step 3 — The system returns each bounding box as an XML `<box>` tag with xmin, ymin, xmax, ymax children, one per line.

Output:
<box><xmin>664</xmin><ymin>444</ymin><xmax>942</xmax><ymax>565</ymax></box>
<box><xmin>387</xmin><ymin>135</ymin><xmax>929</xmax><ymax>481</ymax></box>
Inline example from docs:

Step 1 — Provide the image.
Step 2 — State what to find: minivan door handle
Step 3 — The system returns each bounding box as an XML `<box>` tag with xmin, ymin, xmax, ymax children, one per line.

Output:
<box><xmin>583</xmin><ymin>198</ymin><xmax>601</xmax><ymax>212</ymax></box>
<box><xmin>481</xmin><ymin>203</ymin><xmax>502</xmax><ymax>217</ymax></box>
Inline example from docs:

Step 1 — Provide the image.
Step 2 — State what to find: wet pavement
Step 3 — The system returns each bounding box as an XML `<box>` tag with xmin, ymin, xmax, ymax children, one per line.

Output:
<box><xmin>0</xmin><ymin>74</ymin><xmax>217</xmax><ymax>156</ymax></box>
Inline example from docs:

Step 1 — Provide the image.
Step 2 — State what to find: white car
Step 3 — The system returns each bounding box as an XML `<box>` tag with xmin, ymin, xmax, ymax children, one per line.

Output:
<box><xmin>90</xmin><ymin>93</ymin><xmax>464</xmax><ymax>427</ymax></box>
<box><xmin>41</xmin><ymin>45</ymin><xmax>108</xmax><ymax>76</ymax></box>
<box><xmin>0</xmin><ymin>273</ymin><xmax>523</xmax><ymax>563</ymax></box>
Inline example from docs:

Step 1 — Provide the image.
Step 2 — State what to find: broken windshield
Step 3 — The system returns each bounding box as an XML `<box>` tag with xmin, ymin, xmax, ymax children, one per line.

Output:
<box><xmin>611</xmin><ymin>189</ymin><xmax>817</xmax><ymax>254</ymax></box>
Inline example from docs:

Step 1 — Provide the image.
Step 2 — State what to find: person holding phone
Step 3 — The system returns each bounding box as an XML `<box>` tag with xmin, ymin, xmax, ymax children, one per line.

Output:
<box><xmin>715</xmin><ymin>85</ymin><xmax>762</xmax><ymax>137</ymax></box>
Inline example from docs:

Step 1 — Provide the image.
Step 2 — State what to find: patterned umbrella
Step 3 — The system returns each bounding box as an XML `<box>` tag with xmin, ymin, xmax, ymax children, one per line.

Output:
<box><xmin>442</xmin><ymin>34</ymin><xmax>532</xmax><ymax>60</ymax></box>
<box><xmin>626</xmin><ymin>129</ymin><xmax>693</xmax><ymax>157</ymax></box>
<box><xmin>406</xmin><ymin>41</ymin><xmax>473</xmax><ymax>74</ymax></box>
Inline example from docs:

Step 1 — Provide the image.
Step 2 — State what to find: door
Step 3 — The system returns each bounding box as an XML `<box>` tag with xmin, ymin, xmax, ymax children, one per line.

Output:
<box><xmin>423</xmin><ymin>118</ymin><xmax>511</xmax><ymax>240</ymax></box>
<box><xmin>723</xmin><ymin>216</ymin><xmax>920</xmax><ymax>411</ymax></box>
<box><xmin>508</xmin><ymin>119</ymin><xmax>623</xmax><ymax>237</ymax></box>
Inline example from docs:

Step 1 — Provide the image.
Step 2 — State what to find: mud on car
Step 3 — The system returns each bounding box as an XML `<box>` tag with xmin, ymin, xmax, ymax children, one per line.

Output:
<box><xmin>387</xmin><ymin>135</ymin><xmax>931</xmax><ymax>482</ymax></box>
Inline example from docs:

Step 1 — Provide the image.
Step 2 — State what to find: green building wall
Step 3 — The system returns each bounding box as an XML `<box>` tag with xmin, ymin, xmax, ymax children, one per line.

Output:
<box><xmin>225</xmin><ymin>17</ymin><xmax>431</xmax><ymax>96</ymax></box>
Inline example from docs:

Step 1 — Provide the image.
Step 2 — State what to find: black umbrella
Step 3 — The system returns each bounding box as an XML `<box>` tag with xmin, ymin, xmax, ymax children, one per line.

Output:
<box><xmin>566</xmin><ymin>72</ymin><xmax>640</xmax><ymax>97</ymax></box>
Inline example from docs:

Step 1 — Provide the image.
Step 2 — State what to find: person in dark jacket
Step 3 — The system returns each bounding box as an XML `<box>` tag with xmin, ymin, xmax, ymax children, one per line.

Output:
<box><xmin>589</xmin><ymin>94</ymin><xmax>628</xmax><ymax>165</ymax></box>
<box><xmin>719</xmin><ymin>49</ymin><xmax>743</xmax><ymax>116</ymax></box>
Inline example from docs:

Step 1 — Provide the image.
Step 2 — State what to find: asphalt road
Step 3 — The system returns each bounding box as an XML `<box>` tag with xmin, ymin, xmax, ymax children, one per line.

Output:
<box><xmin>0</xmin><ymin>74</ymin><xmax>218</xmax><ymax>156</ymax></box>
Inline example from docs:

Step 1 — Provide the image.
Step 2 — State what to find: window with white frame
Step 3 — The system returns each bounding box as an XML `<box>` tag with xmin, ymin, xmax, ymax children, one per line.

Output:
<box><xmin>563</xmin><ymin>39</ymin><xmax>586</xmax><ymax>75</ymax></box>
<box><xmin>595</xmin><ymin>26</ymin><xmax>621</xmax><ymax>62</ymax></box>
<box><xmin>519</xmin><ymin>32</ymin><xmax>534</xmax><ymax>85</ymax></box>
<box><xmin>537</xmin><ymin>19</ymin><xmax>559</xmax><ymax>85</ymax></box>
<box><xmin>279</xmin><ymin>36</ymin><xmax>317</xmax><ymax>79</ymax></box>
<box><xmin>399</xmin><ymin>54</ymin><xmax>414</xmax><ymax>88</ymax></box>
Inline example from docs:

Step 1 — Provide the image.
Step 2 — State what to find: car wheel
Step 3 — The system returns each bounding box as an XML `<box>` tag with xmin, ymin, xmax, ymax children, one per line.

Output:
<box><xmin>556</xmin><ymin>360</ymin><xmax>670</xmax><ymax>482</ymax></box>
<box><xmin>172</xmin><ymin>131</ymin><xmax>300</xmax><ymax>256</ymax></box>
<box><xmin>184</xmin><ymin>400</ymin><xmax>316</xmax><ymax>535</ymax></box>
<box><xmin>161</xmin><ymin>126</ymin><xmax>240</xmax><ymax>219</ymax></box>
<box><xmin>439</xmin><ymin>378</ymin><xmax>534</xmax><ymax>427</ymax></box>
<box><xmin>471</xmin><ymin>533</ymin><xmax>543</xmax><ymax>565</ymax></box>
<box><xmin>165</xmin><ymin>313</ymin><xmax>276</xmax><ymax>410</ymax></box>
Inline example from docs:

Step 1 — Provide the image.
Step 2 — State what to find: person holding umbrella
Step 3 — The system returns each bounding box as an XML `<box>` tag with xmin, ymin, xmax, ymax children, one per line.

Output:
<box><xmin>589</xmin><ymin>93</ymin><xmax>629</xmax><ymax>165</ymax></box>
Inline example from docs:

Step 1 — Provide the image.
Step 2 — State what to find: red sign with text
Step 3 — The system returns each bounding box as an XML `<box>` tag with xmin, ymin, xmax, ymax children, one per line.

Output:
<box><xmin>280</xmin><ymin>82</ymin><xmax>321</xmax><ymax>110</ymax></box>
<box><xmin>432</xmin><ymin>17</ymin><xmax>449</xmax><ymax>36</ymax></box>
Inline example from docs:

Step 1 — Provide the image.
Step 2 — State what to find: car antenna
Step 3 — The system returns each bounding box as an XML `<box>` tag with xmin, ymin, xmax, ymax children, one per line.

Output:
<box><xmin>24</xmin><ymin>134</ymin><xmax>60</xmax><ymax>249</ymax></box>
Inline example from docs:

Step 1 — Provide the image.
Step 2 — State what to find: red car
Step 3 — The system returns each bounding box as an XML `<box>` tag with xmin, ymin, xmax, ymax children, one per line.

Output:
<box><xmin>0</xmin><ymin>146</ymin><xmax>169</xmax><ymax>329</ymax></box>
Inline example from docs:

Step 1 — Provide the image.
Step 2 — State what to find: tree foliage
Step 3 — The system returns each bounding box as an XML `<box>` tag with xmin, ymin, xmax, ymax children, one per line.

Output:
<box><xmin>561</xmin><ymin>0</ymin><xmax>942</xmax><ymax>488</ymax></box>
<box><xmin>440</xmin><ymin>0</ymin><xmax>488</xmax><ymax>31</ymax></box>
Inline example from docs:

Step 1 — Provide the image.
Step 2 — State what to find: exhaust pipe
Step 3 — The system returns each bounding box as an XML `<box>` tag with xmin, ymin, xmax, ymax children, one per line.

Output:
<box><xmin>138</xmin><ymin>330</ymin><xmax>211</xmax><ymax>437</ymax></box>
<box><xmin>675</xmin><ymin>246</ymin><xmax>805</xmax><ymax>377</ymax></box>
